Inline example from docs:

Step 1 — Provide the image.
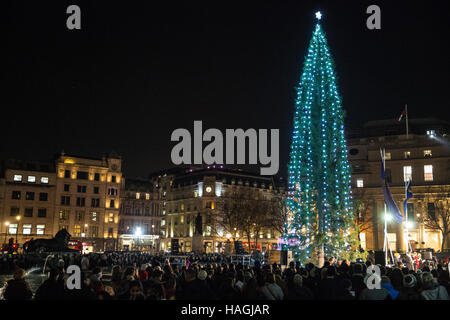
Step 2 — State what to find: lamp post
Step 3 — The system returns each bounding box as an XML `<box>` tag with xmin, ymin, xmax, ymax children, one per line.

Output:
<box><xmin>15</xmin><ymin>216</ymin><xmax>21</xmax><ymax>247</ymax></box>
<box><xmin>3</xmin><ymin>222</ymin><xmax>9</xmax><ymax>249</ymax></box>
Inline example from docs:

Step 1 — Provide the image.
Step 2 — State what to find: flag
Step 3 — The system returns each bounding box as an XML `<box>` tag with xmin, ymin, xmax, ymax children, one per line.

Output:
<box><xmin>403</xmin><ymin>179</ymin><xmax>413</xmax><ymax>215</ymax></box>
<box><xmin>382</xmin><ymin>180</ymin><xmax>403</xmax><ymax>223</ymax></box>
<box><xmin>397</xmin><ymin>108</ymin><xmax>406</xmax><ymax>122</ymax></box>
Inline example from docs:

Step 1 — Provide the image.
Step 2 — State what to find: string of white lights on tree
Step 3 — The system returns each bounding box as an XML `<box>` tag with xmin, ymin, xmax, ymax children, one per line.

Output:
<box><xmin>283</xmin><ymin>12</ymin><xmax>354</xmax><ymax>264</ymax></box>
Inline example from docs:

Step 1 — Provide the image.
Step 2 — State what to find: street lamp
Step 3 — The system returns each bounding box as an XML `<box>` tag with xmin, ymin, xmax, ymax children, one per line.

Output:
<box><xmin>3</xmin><ymin>222</ymin><xmax>9</xmax><ymax>249</ymax></box>
<box><xmin>135</xmin><ymin>227</ymin><xmax>142</xmax><ymax>251</ymax></box>
<box><xmin>384</xmin><ymin>213</ymin><xmax>392</xmax><ymax>222</ymax></box>
<box><xmin>15</xmin><ymin>216</ymin><xmax>21</xmax><ymax>246</ymax></box>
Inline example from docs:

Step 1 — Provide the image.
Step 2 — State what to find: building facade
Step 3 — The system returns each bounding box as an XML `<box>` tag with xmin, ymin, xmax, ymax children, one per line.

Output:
<box><xmin>118</xmin><ymin>178</ymin><xmax>161</xmax><ymax>252</ymax></box>
<box><xmin>54</xmin><ymin>152</ymin><xmax>123</xmax><ymax>252</ymax></box>
<box><xmin>0</xmin><ymin>160</ymin><xmax>57</xmax><ymax>247</ymax></box>
<box><xmin>152</xmin><ymin>167</ymin><xmax>285</xmax><ymax>254</ymax></box>
<box><xmin>348</xmin><ymin>118</ymin><xmax>450</xmax><ymax>253</ymax></box>
<box><xmin>0</xmin><ymin>152</ymin><xmax>124</xmax><ymax>252</ymax></box>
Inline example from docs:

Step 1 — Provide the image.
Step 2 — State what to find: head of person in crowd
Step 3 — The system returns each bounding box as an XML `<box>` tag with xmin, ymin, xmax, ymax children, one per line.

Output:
<box><xmin>403</xmin><ymin>274</ymin><xmax>417</xmax><ymax>289</ymax></box>
<box><xmin>13</xmin><ymin>268</ymin><xmax>26</xmax><ymax>280</ymax></box>
<box><xmin>293</xmin><ymin>274</ymin><xmax>303</xmax><ymax>287</ymax></box>
<box><xmin>123</xmin><ymin>266</ymin><xmax>135</xmax><ymax>281</ymax></box>
<box><xmin>128</xmin><ymin>280</ymin><xmax>143</xmax><ymax>300</ymax></box>
<box><xmin>421</xmin><ymin>272</ymin><xmax>435</xmax><ymax>289</ymax></box>
<box><xmin>185</xmin><ymin>268</ymin><xmax>196</xmax><ymax>283</ymax></box>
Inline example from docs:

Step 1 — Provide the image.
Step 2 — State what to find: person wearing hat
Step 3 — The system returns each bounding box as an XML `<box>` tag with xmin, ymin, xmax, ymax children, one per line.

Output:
<box><xmin>3</xmin><ymin>268</ymin><xmax>33</xmax><ymax>300</ymax></box>
<box><xmin>397</xmin><ymin>274</ymin><xmax>420</xmax><ymax>300</ymax></box>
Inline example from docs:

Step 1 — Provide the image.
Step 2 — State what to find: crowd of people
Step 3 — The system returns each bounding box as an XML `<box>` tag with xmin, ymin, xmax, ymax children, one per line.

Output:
<box><xmin>1</xmin><ymin>252</ymin><xmax>449</xmax><ymax>300</ymax></box>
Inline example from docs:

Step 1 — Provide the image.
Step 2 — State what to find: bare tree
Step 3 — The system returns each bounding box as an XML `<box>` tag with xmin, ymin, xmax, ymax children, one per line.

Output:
<box><xmin>422</xmin><ymin>197</ymin><xmax>450</xmax><ymax>252</ymax></box>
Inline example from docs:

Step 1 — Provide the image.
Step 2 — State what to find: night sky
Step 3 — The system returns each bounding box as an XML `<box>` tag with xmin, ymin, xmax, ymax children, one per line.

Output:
<box><xmin>2</xmin><ymin>0</ymin><xmax>449</xmax><ymax>178</ymax></box>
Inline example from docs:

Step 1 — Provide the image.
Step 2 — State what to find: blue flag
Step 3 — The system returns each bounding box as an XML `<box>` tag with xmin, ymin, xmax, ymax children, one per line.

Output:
<box><xmin>380</xmin><ymin>158</ymin><xmax>385</xmax><ymax>180</ymax></box>
<box><xmin>382</xmin><ymin>180</ymin><xmax>403</xmax><ymax>223</ymax></box>
<box><xmin>403</xmin><ymin>179</ymin><xmax>413</xmax><ymax>215</ymax></box>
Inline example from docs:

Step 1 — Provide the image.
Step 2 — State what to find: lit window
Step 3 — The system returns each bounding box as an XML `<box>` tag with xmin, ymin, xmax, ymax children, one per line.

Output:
<box><xmin>427</xmin><ymin>130</ymin><xmax>436</xmax><ymax>136</ymax></box>
<box><xmin>194</xmin><ymin>191</ymin><xmax>198</xmax><ymax>198</ymax></box>
<box><xmin>403</xmin><ymin>166</ymin><xmax>412</xmax><ymax>182</ymax></box>
<box><xmin>36</xmin><ymin>224</ymin><xmax>45</xmax><ymax>235</ymax></box>
<box><xmin>385</xmin><ymin>153</ymin><xmax>391</xmax><ymax>160</ymax></box>
<box><xmin>136</xmin><ymin>192</ymin><xmax>140</xmax><ymax>199</ymax></box>
<box><xmin>356</xmin><ymin>179</ymin><xmax>364</xmax><ymax>188</ymax></box>
<box><xmin>40</xmin><ymin>177</ymin><xmax>49</xmax><ymax>184</ymax></box>
<box><xmin>109</xmin><ymin>213</ymin><xmax>114</xmax><ymax>222</ymax></box>
<box><xmin>74</xmin><ymin>225</ymin><xmax>81</xmax><ymax>237</ymax></box>
<box><xmin>145</xmin><ymin>193</ymin><xmax>150</xmax><ymax>200</ymax></box>
<box><xmin>22</xmin><ymin>224</ymin><xmax>32</xmax><ymax>235</ymax></box>
<box><xmin>9</xmin><ymin>224</ymin><xmax>18</xmax><ymax>235</ymax></box>
<box><xmin>424</xmin><ymin>165</ymin><xmax>433</xmax><ymax>181</ymax></box>
<box><xmin>13</xmin><ymin>175</ymin><xmax>22</xmax><ymax>182</ymax></box>
<box><xmin>424</xmin><ymin>150</ymin><xmax>432</xmax><ymax>158</ymax></box>
<box><xmin>404</xmin><ymin>152</ymin><xmax>411</xmax><ymax>159</ymax></box>
<box><xmin>28</xmin><ymin>176</ymin><xmax>36</xmax><ymax>183</ymax></box>
<box><xmin>161</xmin><ymin>220</ymin><xmax>166</xmax><ymax>226</ymax></box>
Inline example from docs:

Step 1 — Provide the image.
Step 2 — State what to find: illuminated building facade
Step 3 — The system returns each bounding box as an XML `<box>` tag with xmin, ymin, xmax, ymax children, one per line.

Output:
<box><xmin>118</xmin><ymin>178</ymin><xmax>161</xmax><ymax>252</ymax></box>
<box><xmin>348</xmin><ymin>118</ymin><xmax>450</xmax><ymax>252</ymax></box>
<box><xmin>152</xmin><ymin>167</ymin><xmax>285</xmax><ymax>254</ymax></box>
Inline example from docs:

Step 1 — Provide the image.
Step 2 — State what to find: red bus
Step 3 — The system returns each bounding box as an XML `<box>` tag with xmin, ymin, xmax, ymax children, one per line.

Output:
<box><xmin>67</xmin><ymin>240</ymin><xmax>83</xmax><ymax>251</ymax></box>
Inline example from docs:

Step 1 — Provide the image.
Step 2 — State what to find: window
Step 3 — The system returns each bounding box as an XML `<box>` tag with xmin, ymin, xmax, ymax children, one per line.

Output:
<box><xmin>385</xmin><ymin>152</ymin><xmax>391</xmax><ymax>160</ymax></box>
<box><xmin>91</xmin><ymin>212</ymin><xmax>98</xmax><ymax>222</ymax></box>
<box><xmin>427</xmin><ymin>129</ymin><xmax>436</xmax><ymax>136</ymax></box>
<box><xmin>39</xmin><ymin>193</ymin><xmax>48</xmax><ymax>201</ymax></box>
<box><xmin>9</xmin><ymin>224</ymin><xmax>18</xmax><ymax>235</ymax></box>
<box><xmin>75</xmin><ymin>211</ymin><xmax>84</xmax><ymax>221</ymax></box>
<box><xmin>38</xmin><ymin>208</ymin><xmax>47</xmax><ymax>218</ymax></box>
<box><xmin>59</xmin><ymin>210</ymin><xmax>69</xmax><ymax>220</ymax></box>
<box><xmin>77</xmin><ymin>185</ymin><xmax>87</xmax><ymax>193</ymax></box>
<box><xmin>40</xmin><ymin>177</ymin><xmax>49</xmax><ymax>184</ymax></box>
<box><xmin>91</xmin><ymin>198</ymin><xmax>100</xmax><ymax>208</ymax></box>
<box><xmin>64</xmin><ymin>170</ymin><xmax>71</xmax><ymax>178</ymax></box>
<box><xmin>110</xmin><ymin>199</ymin><xmax>115</xmax><ymax>208</ymax></box>
<box><xmin>93</xmin><ymin>186</ymin><xmax>99</xmax><ymax>194</ymax></box>
<box><xmin>26</xmin><ymin>192</ymin><xmax>35</xmax><ymax>200</ymax></box>
<box><xmin>404</xmin><ymin>151</ymin><xmax>411</xmax><ymax>159</ymax></box>
<box><xmin>108</xmin><ymin>188</ymin><xmax>118</xmax><ymax>196</ymax></box>
<box><xmin>10</xmin><ymin>207</ymin><xmax>19</xmax><ymax>216</ymax></box>
<box><xmin>406</xmin><ymin>203</ymin><xmax>414</xmax><ymax>221</ymax></box>
<box><xmin>385</xmin><ymin>168</ymin><xmax>392</xmax><ymax>183</ymax></box>
<box><xmin>76</xmin><ymin>197</ymin><xmax>86</xmax><ymax>207</ymax></box>
<box><xmin>136</xmin><ymin>192</ymin><xmax>140</xmax><ymax>199</ymax></box>
<box><xmin>23</xmin><ymin>224</ymin><xmax>32</xmax><ymax>235</ymax></box>
<box><xmin>94</xmin><ymin>173</ymin><xmax>100</xmax><ymax>181</ymax></box>
<box><xmin>74</xmin><ymin>225</ymin><xmax>81</xmax><ymax>237</ymax></box>
<box><xmin>61</xmin><ymin>196</ymin><xmax>70</xmax><ymax>205</ymax></box>
<box><xmin>13</xmin><ymin>174</ymin><xmax>22</xmax><ymax>182</ymax></box>
<box><xmin>356</xmin><ymin>179</ymin><xmax>364</xmax><ymax>188</ymax></box>
<box><xmin>111</xmin><ymin>175</ymin><xmax>117</xmax><ymax>183</ymax></box>
<box><xmin>145</xmin><ymin>193</ymin><xmax>150</xmax><ymax>200</ymax></box>
<box><xmin>194</xmin><ymin>191</ymin><xmax>198</xmax><ymax>198</ymax></box>
<box><xmin>89</xmin><ymin>226</ymin><xmax>98</xmax><ymax>237</ymax></box>
<box><xmin>424</xmin><ymin>165</ymin><xmax>433</xmax><ymax>181</ymax></box>
<box><xmin>36</xmin><ymin>224</ymin><xmax>45</xmax><ymax>235</ymax></box>
<box><xmin>24</xmin><ymin>208</ymin><xmax>33</xmax><ymax>217</ymax></box>
<box><xmin>424</xmin><ymin>150</ymin><xmax>432</xmax><ymax>158</ymax></box>
<box><xmin>161</xmin><ymin>220</ymin><xmax>166</xmax><ymax>226</ymax></box>
<box><xmin>403</xmin><ymin>166</ymin><xmax>412</xmax><ymax>182</ymax></box>
<box><xmin>64</xmin><ymin>184</ymin><xmax>70</xmax><ymax>192</ymax></box>
<box><xmin>108</xmin><ymin>213</ymin><xmax>114</xmax><ymax>223</ymax></box>
<box><xmin>427</xmin><ymin>203</ymin><xmax>436</xmax><ymax>220</ymax></box>
<box><xmin>12</xmin><ymin>191</ymin><xmax>21</xmax><ymax>200</ymax></box>
<box><xmin>28</xmin><ymin>176</ymin><xmax>36</xmax><ymax>183</ymax></box>
<box><xmin>77</xmin><ymin>171</ymin><xmax>89</xmax><ymax>180</ymax></box>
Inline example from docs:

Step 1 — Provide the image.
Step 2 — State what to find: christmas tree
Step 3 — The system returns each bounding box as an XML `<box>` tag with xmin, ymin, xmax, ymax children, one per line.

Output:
<box><xmin>283</xmin><ymin>12</ymin><xmax>354</xmax><ymax>265</ymax></box>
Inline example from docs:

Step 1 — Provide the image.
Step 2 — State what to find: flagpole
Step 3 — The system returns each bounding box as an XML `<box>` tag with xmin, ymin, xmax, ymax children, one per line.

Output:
<box><xmin>381</xmin><ymin>148</ymin><xmax>388</xmax><ymax>265</ymax></box>
<box><xmin>405</xmin><ymin>104</ymin><xmax>409</xmax><ymax>139</ymax></box>
<box><xmin>405</xmin><ymin>179</ymin><xmax>409</xmax><ymax>254</ymax></box>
